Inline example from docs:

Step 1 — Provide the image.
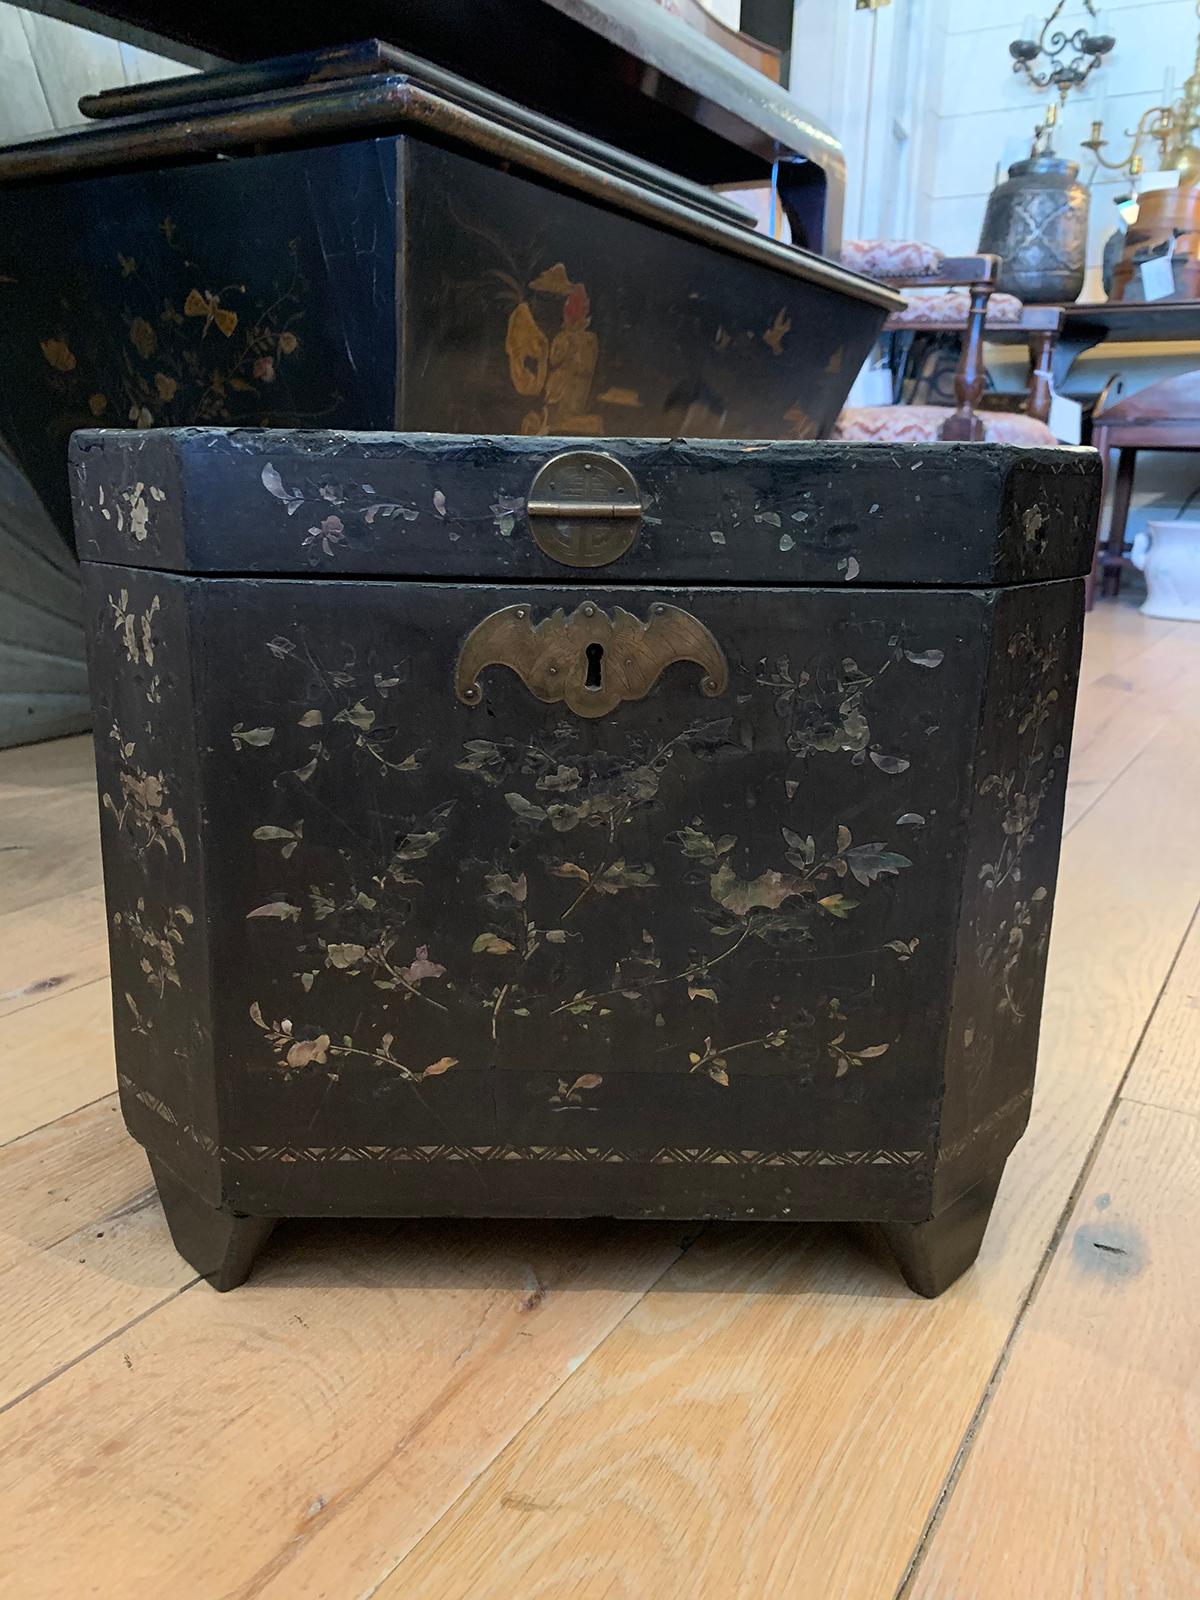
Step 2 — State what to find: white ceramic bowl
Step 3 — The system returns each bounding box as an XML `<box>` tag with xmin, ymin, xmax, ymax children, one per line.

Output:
<box><xmin>1131</xmin><ymin>519</ymin><xmax>1200</xmax><ymax>622</ymax></box>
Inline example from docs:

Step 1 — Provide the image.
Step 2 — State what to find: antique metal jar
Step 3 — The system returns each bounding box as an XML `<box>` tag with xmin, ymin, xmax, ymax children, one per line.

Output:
<box><xmin>978</xmin><ymin>154</ymin><xmax>1089</xmax><ymax>304</ymax></box>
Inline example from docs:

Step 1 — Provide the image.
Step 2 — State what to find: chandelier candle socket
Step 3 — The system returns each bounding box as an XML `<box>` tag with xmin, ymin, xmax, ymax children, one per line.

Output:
<box><xmin>1082</xmin><ymin>2</ymin><xmax>1200</xmax><ymax>183</ymax></box>
<box><xmin>1009</xmin><ymin>1</ymin><xmax>1115</xmax><ymax>105</ymax></box>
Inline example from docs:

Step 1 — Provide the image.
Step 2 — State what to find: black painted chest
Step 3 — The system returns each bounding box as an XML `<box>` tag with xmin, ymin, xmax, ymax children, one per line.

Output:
<box><xmin>0</xmin><ymin>45</ymin><xmax>892</xmax><ymax>551</ymax></box>
<box><xmin>74</xmin><ymin>429</ymin><xmax>1098</xmax><ymax>1294</ymax></box>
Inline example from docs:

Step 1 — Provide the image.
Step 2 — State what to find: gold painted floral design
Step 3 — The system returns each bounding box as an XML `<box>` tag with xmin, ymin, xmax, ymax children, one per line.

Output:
<box><xmin>239</xmin><ymin>630</ymin><xmax>938</xmax><ymax>1098</ymax></box>
<box><xmin>112</xmin><ymin>899</ymin><xmax>194</xmax><ymax>997</ymax></box>
<box><xmin>975</xmin><ymin>622</ymin><xmax>1064</xmax><ymax>1021</ymax></box>
<box><xmin>37</xmin><ymin>224</ymin><xmax>329</xmax><ymax>443</ymax></box>
<box><xmin>108</xmin><ymin>588</ymin><xmax>162</xmax><ymax>703</ymax></box>
<box><xmin>100</xmin><ymin>596</ymin><xmax>195</xmax><ymax>1047</ymax></box>
<box><xmin>95</xmin><ymin>481</ymin><xmax>166</xmax><ymax>544</ymax></box>
<box><xmin>101</xmin><ymin>723</ymin><xmax>186</xmax><ymax>861</ymax></box>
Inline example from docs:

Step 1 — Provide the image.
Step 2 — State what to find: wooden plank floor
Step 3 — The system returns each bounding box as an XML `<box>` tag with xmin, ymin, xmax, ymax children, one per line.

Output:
<box><xmin>0</xmin><ymin>597</ymin><xmax>1196</xmax><ymax>1600</ymax></box>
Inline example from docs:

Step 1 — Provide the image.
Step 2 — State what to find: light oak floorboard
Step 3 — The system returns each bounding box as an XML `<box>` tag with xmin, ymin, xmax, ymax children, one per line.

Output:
<box><xmin>373</xmin><ymin>706</ymin><xmax>1200</xmax><ymax>1600</ymax></box>
<box><xmin>0</xmin><ymin>1095</ymin><xmax>143</xmax><ymax>1272</ymax></box>
<box><xmin>0</xmin><ymin>883</ymin><xmax>109</xmax><ymax>1019</ymax></box>
<box><xmin>1122</xmin><ymin>901</ymin><xmax>1200</xmax><ymax>1120</ymax></box>
<box><xmin>910</xmin><ymin>1100</ymin><xmax>1200</xmax><ymax>1600</ymax></box>
<box><xmin>0</xmin><ymin>1174</ymin><xmax>191</xmax><ymax>1413</ymax></box>
<box><xmin>0</xmin><ymin>1101</ymin><xmax>191</xmax><ymax>1471</ymax></box>
<box><xmin>0</xmin><ymin>978</ymin><xmax>115</xmax><ymax>1146</ymax></box>
<box><xmin>0</xmin><ymin>1217</ymin><xmax>691</xmax><ymax>1600</ymax></box>
<box><xmin>1062</xmin><ymin>623</ymin><xmax>1200</xmax><ymax>836</ymax></box>
<box><xmin>0</xmin><ymin>782</ymin><xmax>101</xmax><ymax>916</ymax></box>
<box><xmin>1076</xmin><ymin>603</ymin><xmax>1176</xmax><ymax>688</ymax></box>
<box><xmin>0</xmin><ymin>732</ymin><xmax>94</xmax><ymax>797</ymax></box>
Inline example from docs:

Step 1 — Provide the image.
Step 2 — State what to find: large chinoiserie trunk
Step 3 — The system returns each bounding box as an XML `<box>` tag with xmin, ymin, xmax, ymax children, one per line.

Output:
<box><xmin>74</xmin><ymin>428</ymin><xmax>1099</xmax><ymax>1295</ymax></box>
<box><xmin>0</xmin><ymin>43</ymin><xmax>894</xmax><ymax>550</ymax></box>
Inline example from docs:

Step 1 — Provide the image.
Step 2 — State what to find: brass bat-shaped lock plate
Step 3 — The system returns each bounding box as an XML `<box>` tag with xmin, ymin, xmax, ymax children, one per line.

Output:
<box><xmin>455</xmin><ymin>602</ymin><xmax>728</xmax><ymax>718</ymax></box>
<box><xmin>526</xmin><ymin>450</ymin><xmax>642</xmax><ymax>567</ymax></box>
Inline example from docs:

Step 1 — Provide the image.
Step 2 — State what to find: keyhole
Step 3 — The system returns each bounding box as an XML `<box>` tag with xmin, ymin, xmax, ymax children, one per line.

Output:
<box><xmin>584</xmin><ymin>641</ymin><xmax>604</xmax><ymax>690</ymax></box>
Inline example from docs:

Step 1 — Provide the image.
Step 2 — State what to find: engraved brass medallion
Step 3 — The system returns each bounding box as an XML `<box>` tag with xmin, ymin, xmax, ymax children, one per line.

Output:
<box><xmin>455</xmin><ymin>601</ymin><xmax>728</xmax><ymax>717</ymax></box>
<box><xmin>526</xmin><ymin>450</ymin><xmax>642</xmax><ymax>567</ymax></box>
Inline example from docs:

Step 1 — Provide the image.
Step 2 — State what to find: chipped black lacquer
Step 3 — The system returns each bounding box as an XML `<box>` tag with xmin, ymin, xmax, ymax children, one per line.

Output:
<box><xmin>73</xmin><ymin>429</ymin><xmax>1097</xmax><ymax>1295</ymax></box>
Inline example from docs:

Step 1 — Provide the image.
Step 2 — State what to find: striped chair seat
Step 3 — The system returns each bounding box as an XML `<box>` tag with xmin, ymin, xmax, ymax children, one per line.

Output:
<box><xmin>834</xmin><ymin>405</ymin><xmax>1056</xmax><ymax>447</ymax></box>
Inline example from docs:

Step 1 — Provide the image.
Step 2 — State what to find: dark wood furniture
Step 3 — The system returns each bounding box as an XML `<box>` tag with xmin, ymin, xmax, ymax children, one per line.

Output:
<box><xmin>886</xmin><ymin>304</ymin><xmax>1064</xmax><ymax>426</ymax></box>
<box><xmin>875</xmin><ymin>256</ymin><xmax>1000</xmax><ymax>440</ymax></box>
<box><xmin>74</xmin><ymin>428</ymin><xmax>1097</xmax><ymax>1296</ymax></box>
<box><xmin>1053</xmin><ymin>300</ymin><xmax>1200</xmax><ymax>389</ymax></box>
<box><xmin>1092</xmin><ymin>369</ymin><xmax>1200</xmax><ymax>595</ymax></box>
<box><xmin>3</xmin><ymin>0</ymin><xmax>842</xmax><ymax>247</ymax></box>
<box><xmin>0</xmin><ymin>42</ymin><xmax>896</xmax><ymax>552</ymax></box>
<box><xmin>1110</xmin><ymin>187</ymin><xmax>1200</xmax><ymax>304</ymax></box>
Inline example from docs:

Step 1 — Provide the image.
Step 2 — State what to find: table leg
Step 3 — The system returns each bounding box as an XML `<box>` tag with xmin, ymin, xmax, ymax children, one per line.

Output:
<box><xmin>1103</xmin><ymin>447</ymin><xmax>1137</xmax><ymax>598</ymax></box>
<box><xmin>1027</xmin><ymin>331</ymin><xmax>1054</xmax><ymax>423</ymax></box>
<box><xmin>1085</xmin><ymin>422</ymin><xmax>1110</xmax><ymax>610</ymax></box>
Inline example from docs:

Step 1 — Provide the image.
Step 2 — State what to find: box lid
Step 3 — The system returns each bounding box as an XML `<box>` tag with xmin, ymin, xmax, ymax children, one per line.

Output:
<box><xmin>71</xmin><ymin>429</ymin><xmax>1100</xmax><ymax>588</ymax></box>
<box><xmin>1</xmin><ymin>3</ymin><xmax>844</xmax><ymax>209</ymax></box>
<box><xmin>6</xmin><ymin>41</ymin><xmax>745</xmax><ymax>230</ymax></box>
<box><xmin>70</xmin><ymin>41</ymin><xmax>750</xmax><ymax>231</ymax></box>
<box><xmin>0</xmin><ymin>60</ymin><xmax>891</xmax><ymax>317</ymax></box>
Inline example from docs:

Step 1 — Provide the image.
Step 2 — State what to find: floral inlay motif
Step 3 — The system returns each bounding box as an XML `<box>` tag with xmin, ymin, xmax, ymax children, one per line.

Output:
<box><xmin>101</xmin><ymin>723</ymin><xmax>186</xmax><ymax>861</ymax></box>
<box><xmin>39</xmin><ymin>225</ymin><xmax>316</xmax><ymax>436</ymax></box>
<box><xmin>240</xmin><ymin>629</ymin><xmax>941</xmax><ymax>1099</ymax></box>
<box><xmin>975</xmin><ymin>622</ymin><xmax>1064</xmax><ymax>1022</ymax></box>
<box><xmin>249</xmin><ymin>1003</ymin><xmax>457</xmax><ymax>1083</ymax></box>
<box><xmin>96</xmin><ymin>481</ymin><xmax>166</xmax><ymax>544</ymax></box>
<box><xmin>261</xmin><ymin>462</ymin><xmax>422</xmax><ymax>553</ymax></box>
<box><xmin>112</xmin><ymin>898</ymin><xmax>194</xmax><ymax>996</ymax></box>
<box><xmin>756</xmin><ymin>637</ymin><xmax>941</xmax><ymax>798</ymax></box>
<box><xmin>108</xmin><ymin>588</ymin><xmax>162</xmax><ymax>702</ymax></box>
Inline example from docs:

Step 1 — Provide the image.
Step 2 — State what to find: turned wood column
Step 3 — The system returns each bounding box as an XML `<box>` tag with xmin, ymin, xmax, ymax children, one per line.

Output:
<box><xmin>939</xmin><ymin>283</ymin><xmax>989</xmax><ymax>441</ymax></box>
<box><xmin>1027</xmin><ymin>330</ymin><xmax>1055</xmax><ymax>424</ymax></box>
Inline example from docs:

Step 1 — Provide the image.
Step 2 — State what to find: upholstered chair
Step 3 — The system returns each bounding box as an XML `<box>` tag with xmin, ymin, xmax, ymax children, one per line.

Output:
<box><xmin>834</xmin><ymin>241</ymin><xmax>1060</xmax><ymax>447</ymax></box>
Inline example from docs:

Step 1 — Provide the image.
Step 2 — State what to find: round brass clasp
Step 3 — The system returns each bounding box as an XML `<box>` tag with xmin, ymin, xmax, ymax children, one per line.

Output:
<box><xmin>526</xmin><ymin>450</ymin><xmax>642</xmax><ymax>568</ymax></box>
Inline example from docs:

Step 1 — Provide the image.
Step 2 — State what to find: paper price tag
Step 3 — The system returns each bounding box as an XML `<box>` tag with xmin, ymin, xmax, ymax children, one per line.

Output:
<box><xmin>1048</xmin><ymin>393</ymin><xmax>1082</xmax><ymax>444</ymax></box>
<box><xmin>1140</xmin><ymin>253</ymin><xmax>1175</xmax><ymax>302</ymax></box>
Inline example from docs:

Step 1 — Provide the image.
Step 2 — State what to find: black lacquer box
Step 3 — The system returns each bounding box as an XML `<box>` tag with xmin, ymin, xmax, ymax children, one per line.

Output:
<box><xmin>73</xmin><ymin>428</ymin><xmax>1098</xmax><ymax>1294</ymax></box>
<box><xmin>0</xmin><ymin>43</ymin><xmax>893</xmax><ymax>550</ymax></box>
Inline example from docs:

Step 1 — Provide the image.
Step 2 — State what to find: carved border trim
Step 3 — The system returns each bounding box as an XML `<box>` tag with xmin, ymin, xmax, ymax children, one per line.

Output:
<box><xmin>119</xmin><ymin>1077</ymin><xmax>926</xmax><ymax>1170</ymax></box>
<box><xmin>224</xmin><ymin>1144</ymin><xmax>926</xmax><ymax>1168</ymax></box>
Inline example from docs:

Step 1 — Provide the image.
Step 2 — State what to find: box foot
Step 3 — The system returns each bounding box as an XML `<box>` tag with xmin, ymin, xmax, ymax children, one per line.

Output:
<box><xmin>149</xmin><ymin>1155</ymin><xmax>276</xmax><ymax>1290</ymax></box>
<box><xmin>880</xmin><ymin>1165</ymin><xmax>1005</xmax><ymax>1297</ymax></box>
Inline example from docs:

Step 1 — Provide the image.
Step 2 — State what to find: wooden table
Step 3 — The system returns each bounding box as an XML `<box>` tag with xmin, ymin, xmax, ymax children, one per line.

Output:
<box><xmin>1053</xmin><ymin>300</ymin><xmax>1200</xmax><ymax>389</ymax></box>
<box><xmin>1044</xmin><ymin>302</ymin><xmax>1200</xmax><ymax>597</ymax></box>
<box><xmin>1091</xmin><ymin>368</ymin><xmax>1200</xmax><ymax>594</ymax></box>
